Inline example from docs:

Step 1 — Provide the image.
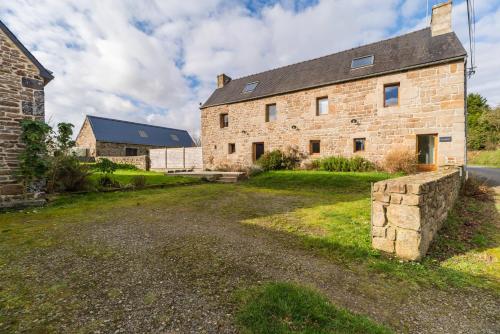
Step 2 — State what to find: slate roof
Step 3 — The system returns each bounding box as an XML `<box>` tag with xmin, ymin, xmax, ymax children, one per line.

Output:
<box><xmin>0</xmin><ymin>20</ymin><xmax>54</xmax><ymax>83</ymax></box>
<box><xmin>201</xmin><ymin>28</ymin><xmax>466</xmax><ymax>108</ymax></box>
<box><xmin>86</xmin><ymin>115</ymin><xmax>194</xmax><ymax>147</ymax></box>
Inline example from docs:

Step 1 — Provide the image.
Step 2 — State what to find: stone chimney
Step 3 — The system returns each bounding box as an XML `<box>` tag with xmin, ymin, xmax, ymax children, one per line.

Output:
<box><xmin>217</xmin><ymin>73</ymin><xmax>231</xmax><ymax>88</ymax></box>
<box><xmin>431</xmin><ymin>1</ymin><xmax>453</xmax><ymax>37</ymax></box>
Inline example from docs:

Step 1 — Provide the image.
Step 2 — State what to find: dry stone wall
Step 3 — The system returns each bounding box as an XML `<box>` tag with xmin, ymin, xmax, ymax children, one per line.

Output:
<box><xmin>201</xmin><ymin>61</ymin><xmax>465</xmax><ymax>169</ymax></box>
<box><xmin>0</xmin><ymin>27</ymin><xmax>47</xmax><ymax>208</ymax></box>
<box><xmin>97</xmin><ymin>156</ymin><xmax>150</xmax><ymax>171</ymax></box>
<box><xmin>371</xmin><ymin>168</ymin><xmax>463</xmax><ymax>260</ymax></box>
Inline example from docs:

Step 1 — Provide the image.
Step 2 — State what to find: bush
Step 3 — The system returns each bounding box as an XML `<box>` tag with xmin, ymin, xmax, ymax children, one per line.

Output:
<box><xmin>47</xmin><ymin>155</ymin><xmax>92</xmax><ymax>193</ymax></box>
<box><xmin>319</xmin><ymin>156</ymin><xmax>375</xmax><ymax>172</ymax></box>
<box><xmin>97</xmin><ymin>174</ymin><xmax>118</xmax><ymax>188</ymax></box>
<box><xmin>383</xmin><ymin>148</ymin><xmax>417</xmax><ymax>174</ymax></box>
<box><xmin>95</xmin><ymin>158</ymin><xmax>117</xmax><ymax>174</ymax></box>
<box><xmin>131</xmin><ymin>175</ymin><xmax>147</xmax><ymax>188</ymax></box>
<box><xmin>256</xmin><ymin>150</ymin><xmax>285</xmax><ymax>171</ymax></box>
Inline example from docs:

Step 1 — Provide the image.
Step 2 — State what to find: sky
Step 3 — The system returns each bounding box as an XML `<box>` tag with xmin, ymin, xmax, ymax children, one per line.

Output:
<box><xmin>1</xmin><ymin>0</ymin><xmax>499</xmax><ymax>138</ymax></box>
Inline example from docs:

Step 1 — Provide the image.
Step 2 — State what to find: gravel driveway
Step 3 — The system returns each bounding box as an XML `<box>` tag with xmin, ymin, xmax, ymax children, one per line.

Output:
<box><xmin>1</xmin><ymin>183</ymin><xmax>499</xmax><ymax>333</ymax></box>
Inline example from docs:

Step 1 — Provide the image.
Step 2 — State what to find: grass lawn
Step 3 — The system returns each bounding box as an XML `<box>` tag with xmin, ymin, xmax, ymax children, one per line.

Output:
<box><xmin>468</xmin><ymin>150</ymin><xmax>500</xmax><ymax>167</ymax></box>
<box><xmin>88</xmin><ymin>168</ymin><xmax>200</xmax><ymax>188</ymax></box>
<box><xmin>0</xmin><ymin>171</ymin><xmax>498</xmax><ymax>333</ymax></box>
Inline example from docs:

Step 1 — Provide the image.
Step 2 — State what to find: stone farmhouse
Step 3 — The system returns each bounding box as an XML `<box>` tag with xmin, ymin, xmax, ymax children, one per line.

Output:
<box><xmin>0</xmin><ymin>20</ymin><xmax>54</xmax><ymax>208</ymax></box>
<box><xmin>75</xmin><ymin>115</ymin><xmax>195</xmax><ymax>158</ymax></box>
<box><xmin>200</xmin><ymin>1</ymin><xmax>467</xmax><ymax>171</ymax></box>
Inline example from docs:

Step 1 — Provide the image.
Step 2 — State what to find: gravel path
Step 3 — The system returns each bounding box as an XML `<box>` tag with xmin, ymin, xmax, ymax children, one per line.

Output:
<box><xmin>4</xmin><ymin>186</ymin><xmax>500</xmax><ymax>333</ymax></box>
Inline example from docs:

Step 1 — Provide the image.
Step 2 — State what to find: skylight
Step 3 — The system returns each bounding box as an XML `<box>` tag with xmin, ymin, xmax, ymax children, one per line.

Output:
<box><xmin>170</xmin><ymin>134</ymin><xmax>179</xmax><ymax>141</ymax></box>
<box><xmin>242</xmin><ymin>81</ymin><xmax>258</xmax><ymax>94</ymax></box>
<box><xmin>138</xmin><ymin>130</ymin><xmax>148</xmax><ymax>138</ymax></box>
<box><xmin>351</xmin><ymin>55</ymin><xmax>374</xmax><ymax>69</ymax></box>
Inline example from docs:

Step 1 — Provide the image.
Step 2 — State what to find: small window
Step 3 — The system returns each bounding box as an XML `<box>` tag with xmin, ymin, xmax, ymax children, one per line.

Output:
<box><xmin>228</xmin><ymin>143</ymin><xmax>236</xmax><ymax>154</ymax></box>
<box><xmin>125</xmin><ymin>147</ymin><xmax>138</xmax><ymax>156</ymax></box>
<box><xmin>354</xmin><ymin>138</ymin><xmax>365</xmax><ymax>152</ymax></box>
<box><xmin>310</xmin><ymin>140</ymin><xmax>320</xmax><ymax>155</ymax></box>
<box><xmin>242</xmin><ymin>81</ymin><xmax>258</xmax><ymax>94</ymax></box>
<box><xmin>266</xmin><ymin>104</ymin><xmax>277</xmax><ymax>122</ymax></box>
<box><xmin>316</xmin><ymin>97</ymin><xmax>328</xmax><ymax>115</ymax></box>
<box><xmin>138</xmin><ymin>130</ymin><xmax>148</xmax><ymax>138</ymax></box>
<box><xmin>170</xmin><ymin>134</ymin><xmax>179</xmax><ymax>141</ymax></box>
<box><xmin>384</xmin><ymin>83</ymin><xmax>399</xmax><ymax>107</ymax></box>
<box><xmin>351</xmin><ymin>55</ymin><xmax>374</xmax><ymax>69</ymax></box>
<box><xmin>220</xmin><ymin>113</ymin><xmax>229</xmax><ymax>128</ymax></box>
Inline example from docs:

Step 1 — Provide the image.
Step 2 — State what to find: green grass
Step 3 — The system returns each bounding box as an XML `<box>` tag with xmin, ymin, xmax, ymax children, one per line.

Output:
<box><xmin>235</xmin><ymin>282</ymin><xmax>392</xmax><ymax>334</ymax></box>
<box><xmin>88</xmin><ymin>169</ymin><xmax>199</xmax><ymax>188</ymax></box>
<box><xmin>468</xmin><ymin>150</ymin><xmax>500</xmax><ymax>167</ymax></box>
<box><xmin>243</xmin><ymin>171</ymin><xmax>500</xmax><ymax>291</ymax></box>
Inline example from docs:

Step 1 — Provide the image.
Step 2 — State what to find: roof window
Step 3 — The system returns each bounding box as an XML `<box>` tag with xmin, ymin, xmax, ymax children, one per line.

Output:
<box><xmin>242</xmin><ymin>81</ymin><xmax>258</xmax><ymax>94</ymax></box>
<box><xmin>170</xmin><ymin>134</ymin><xmax>179</xmax><ymax>141</ymax></box>
<box><xmin>138</xmin><ymin>130</ymin><xmax>148</xmax><ymax>138</ymax></box>
<box><xmin>351</xmin><ymin>55</ymin><xmax>374</xmax><ymax>69</ymax></box>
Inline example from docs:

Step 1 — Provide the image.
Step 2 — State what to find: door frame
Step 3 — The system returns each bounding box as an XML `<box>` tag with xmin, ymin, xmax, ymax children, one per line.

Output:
<box><xmin>416</xmin><ymin>134</ymin><xmax>438</xmax><ymax>171</ymax></box>
<box><xmin>252</xmin><ymin>142</ymin><xmax>264</xmax><ymax>162</ymax></box>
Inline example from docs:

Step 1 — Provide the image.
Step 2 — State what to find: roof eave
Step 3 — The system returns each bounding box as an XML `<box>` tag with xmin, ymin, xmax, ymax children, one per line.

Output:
<box><xmin>200</xmin><ymin>55</ymin><xmax>466</xmax><ymax>109</ymax></box>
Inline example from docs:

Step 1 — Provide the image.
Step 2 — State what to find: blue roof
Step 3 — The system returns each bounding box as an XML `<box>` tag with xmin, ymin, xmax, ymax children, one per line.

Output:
<box><xmin>86</xmin><ymin>115</ymin><xmax>194</xmax><ymax>147</ymax></box>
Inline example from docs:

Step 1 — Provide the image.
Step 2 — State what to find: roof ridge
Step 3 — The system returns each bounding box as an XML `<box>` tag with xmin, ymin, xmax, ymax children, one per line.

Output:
<box><xmin>230</xmin><ymin>28</ymin><xmax>431</xmax><ymax>83</ymax></box>
<box><xmin>86</xmin><ymin>115</ymin><xmax>188</xmax><ymax>133</ymax></box>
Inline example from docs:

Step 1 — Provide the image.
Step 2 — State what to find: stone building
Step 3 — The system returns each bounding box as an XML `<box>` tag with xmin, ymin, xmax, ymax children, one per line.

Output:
<box><xmin>200</xmin><ymin>1</ymin><xmax>467</xmax><ymax>171</ymax></box>
<box><xmin>75</xmin><ymin>115</ymin><xmax>194</xmax><ymax>157</ymax></box>
<box><xmin>0</xmin><ymin>20</ymin><xmax>54</xmax><ymax>208</ymax></box>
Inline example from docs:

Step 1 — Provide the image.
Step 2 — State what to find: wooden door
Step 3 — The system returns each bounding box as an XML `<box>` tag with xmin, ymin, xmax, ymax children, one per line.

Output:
<box><xmin>417</xmin><ymin>134</ymin><xmax>437</xmax><ymax>171</ymax></box>
<box><xmin>253</xmin><ymin>142</ymin><xmax>264</xmax><ymax>161</ymax></box>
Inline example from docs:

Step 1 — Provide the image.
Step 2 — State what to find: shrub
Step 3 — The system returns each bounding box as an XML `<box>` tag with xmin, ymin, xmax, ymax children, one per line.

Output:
<box><xmin>97</xmin><ymin>174</ymin><xmax>117</xmax><ymax>188</ymax></box>
<box><xmin>256</xmin><ymin>150</ymin><xmax>285</xmax><ymax>171</ymax></box>
<box><xmin>131</xmin><ymin>175</ymin><xmax>147</xmax><ymax>188</ymax></box>
<box><xmin>95</xmin><ymin>158</ymin><xmax>117</xmax><ymax>174</ymax></box>
<box><xmin>383</xmin><ymin>148</ymin><xmax>417</xmax><ymax>174</ymax></box>
<box><xmin>281</xmin><ymin>146</ymin><xmax>304</xmax><ymax>170</ymax></box>
<box><xmin>319</xmin><ymin>156</ymin><xmax>375</xmax><ymax>172</ymax></box>
<box><xmin>46</xmin><ymin>155</ymin><xmax>92</xmax><ymax>193</ymax></box>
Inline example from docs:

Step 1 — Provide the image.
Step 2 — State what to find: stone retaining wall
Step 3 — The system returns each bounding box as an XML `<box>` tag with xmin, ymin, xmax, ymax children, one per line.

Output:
<box><xmin>98</xmin><ymin>156</ymin><xmax>149</xmax><ymax>171</ymax></box>
<box><xmin>371</xmin><ymin>168</ymin><xmax>463</xmax><ymax>260</ymax></box>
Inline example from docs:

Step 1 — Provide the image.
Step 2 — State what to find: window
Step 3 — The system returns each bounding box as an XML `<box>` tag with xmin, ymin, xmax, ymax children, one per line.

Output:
<box><xmin>266</xmin><ymin>104</ymin><xmax>277</xmax><ymax>122</ymax></box>
<box><xmin>228</xmin><ymin>143</ymin><xmax>236</xmax><ymax>154</ymax></box>
<box><xmin>351</xmin><ymin>55</ymin><xmax>374</xmax><ymax>69</ymax></box>
<box><xmin>384</xmin><ymin>83</ymin><xmax>399</xmax><ymax>107</ymax></box>
<box><xmin>353</xmin><ymin>138</ymin><xmax>365</xmax><ymax>152</ymax></box>
<box><xmin>310</xmin><ymin>140</ymin><xmax>320</xmax><ymax>155</ymax></box>
<box><xmin>242</xmin><ymin>81</ymin><xmax>258</xmax><ymax>94</ymax></box>
<box><xmin>125</xmin><ymin>147</ymin><xmax>138</xmax><ymax>156</ymax></box>
<box><xmin>170</xmin><ymin>134</ymin><xmax>179</xmax><ymax>141</ymax></box>
<box><xmin>220</xmin><ymin>113</ymin><xmax>229</xmax><ymax>128</ymax></box>
<box><xmin>316</xmin><ymin>97</ymin><xmax>328</xmax><ymax>115</ymax></box>
<box><xmin>138</xmin><ymin>130</ymin><xmax>148</xmax><ymax>138</ymax></box>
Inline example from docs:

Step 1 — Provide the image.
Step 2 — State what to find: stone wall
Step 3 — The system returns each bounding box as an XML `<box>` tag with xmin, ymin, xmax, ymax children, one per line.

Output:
<box><xmin>74</xmin><ymin>118</ymin><xmax>97</xmax><ymax>156</ymax></box>
<box><xmin>0</xmin><ymin>27</ymin><xmax>47</xmax><ymax>208</ymax></box>
<box><xmin>201</xmin><ymin>61</ymin><xmax>465</xmax><ymax>169</ymax></box>
<box><xmin>371</xmin><ymin>168</ymin><xmax>463</xmax><ymax>260</ymax></box>
<box><xmin>97</xmin><ymin>156</ymin><xmax>150</xmax><ymax>171</ymax></box>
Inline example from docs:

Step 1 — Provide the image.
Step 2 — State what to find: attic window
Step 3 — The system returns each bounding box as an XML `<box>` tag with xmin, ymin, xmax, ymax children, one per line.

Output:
<box><xmin>351</xmin><ymin>55</ymin><xmax>374</xmax><ymax>69</ymax></box>
<box><xmin>138</xmin><ymin>130</ymin><xmax>148</xmax><ymax>138</ymax></box>
<box><xmin>242</xmin><ymin>81</ymin><xmax>258</xmax><ymax>94</ymax></box>
<box><xmin>170</xmin><ymin>134</ymin><xmax>179</xmax><ymax>141</ymax></box>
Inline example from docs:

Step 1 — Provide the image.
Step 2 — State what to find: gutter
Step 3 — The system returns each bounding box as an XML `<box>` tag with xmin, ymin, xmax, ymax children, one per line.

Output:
<box><xmin>200</xmin><ymin>55</ymin><xmax>467</xmax><ymax>109</ymax></box>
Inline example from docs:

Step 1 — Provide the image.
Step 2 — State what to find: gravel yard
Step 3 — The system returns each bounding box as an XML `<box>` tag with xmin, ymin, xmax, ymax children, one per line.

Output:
<box><xmin>1</xmin><ymin>172</ymin><xmax>498</xmax><ymax>333</ymax></box>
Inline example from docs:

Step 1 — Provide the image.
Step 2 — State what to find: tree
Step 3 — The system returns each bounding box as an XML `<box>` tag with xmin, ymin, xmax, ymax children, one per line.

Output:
<box><xmin>466</xmin><ymin>93</ymin><xmax>497</xmax><ymax>150</ymax></box>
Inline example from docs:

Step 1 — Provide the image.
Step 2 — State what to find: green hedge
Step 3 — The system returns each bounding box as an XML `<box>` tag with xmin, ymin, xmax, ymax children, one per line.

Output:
<box><xmin>319</xmin><ymin>156</ymin><xmax>375</xmax><ymax>172</ymax></box>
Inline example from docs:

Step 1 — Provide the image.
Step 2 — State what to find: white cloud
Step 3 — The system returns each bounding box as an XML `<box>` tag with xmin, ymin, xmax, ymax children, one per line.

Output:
<box><xmin>1</xmin><ymin>0</ymin><xmax>499</xmax><ymax>139</ymax></box>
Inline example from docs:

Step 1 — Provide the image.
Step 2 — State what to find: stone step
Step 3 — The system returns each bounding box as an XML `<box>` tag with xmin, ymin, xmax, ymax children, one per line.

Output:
<box><xmin>216</xmin><ymin>176</ymin><xmax>239</xmax><ymax>183</ymax></box>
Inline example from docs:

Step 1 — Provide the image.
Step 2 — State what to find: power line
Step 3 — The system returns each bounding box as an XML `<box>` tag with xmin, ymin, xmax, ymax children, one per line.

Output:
<box><xmin>466</xmin><ymin>0</ymin><xmax>477</xmax><ymax>77</ymax></box>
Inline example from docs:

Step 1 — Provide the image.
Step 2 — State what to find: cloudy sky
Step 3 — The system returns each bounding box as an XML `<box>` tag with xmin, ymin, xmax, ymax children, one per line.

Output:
<box><xmin>1</xmin><ymin>0</ymin><xmax>499</xmax><ymax>137</ymax></box>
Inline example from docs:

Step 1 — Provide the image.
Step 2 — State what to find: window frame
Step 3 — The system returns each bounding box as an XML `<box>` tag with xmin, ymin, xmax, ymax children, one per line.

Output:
<box><xmin>309</xmin><ymin>140</ymin><xmax>321</xmax><ymax>155</ymax></box>
<box><xmin>316</xmin><ymin>96</ymin><xmax>329</xmax><ymax>116</ymax></box>
<box><xmin>265</xmin><ymin>103</ymin><xmax>277</xmax><ymax>122</ymax></box>
<box><xmin>228</xmin><ymin>143</ymin><xmax>236</xmax><ymax>154</ymax></box>
<box><xmin>383</xmin><ymin>83</ymin><xmax>400</xmax><ymax>107</ymax></box>
<box><xmin>353</xmin><ymin>138</ymin><xmax>366</xmax><ymax>153</ymax></box>
<box><xmin>351</xmin><ymin>55</ymin><xmax>374</xmax><ymax>69</ymax></box>
<box><xmin>125</xmin><ymin>147</ymin><xmax>138</xmax><ymax>156</ymax></box>
<box><xmin>220</xmin><ymin>113</ymin><xmax>229</xmax><ymax>128</ymax></box>
<box><xmin>242</xmin><ymin>81</ymin><xmax>259</xmax><ymax>94</ymax></box>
